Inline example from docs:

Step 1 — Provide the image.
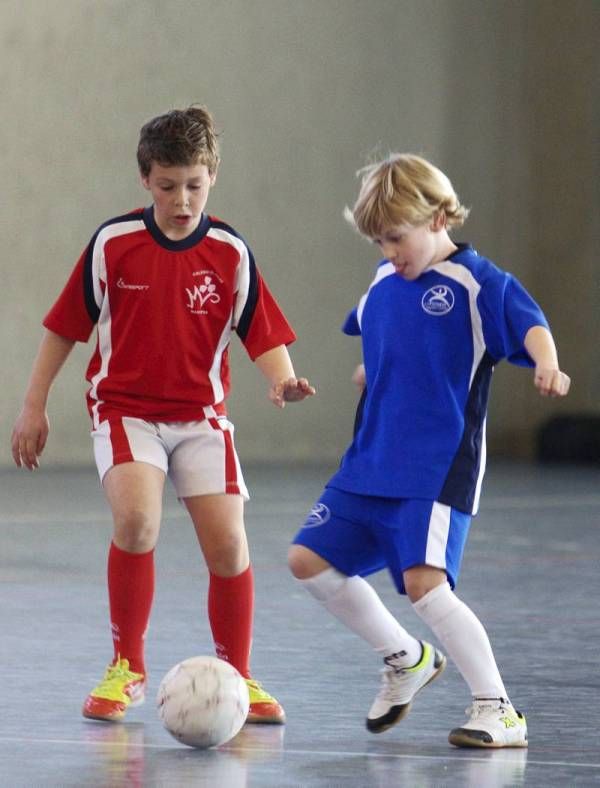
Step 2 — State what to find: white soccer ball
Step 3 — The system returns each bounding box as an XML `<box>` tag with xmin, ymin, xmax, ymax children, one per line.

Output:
<box><xmin>157</xmin><ymin>656</ymin><xmax>250</xmax><ymax>748</ymax></box>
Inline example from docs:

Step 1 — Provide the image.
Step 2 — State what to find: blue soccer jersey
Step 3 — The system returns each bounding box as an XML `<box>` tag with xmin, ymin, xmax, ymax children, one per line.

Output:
<box><xmin>327</xmin><ymin>243</ymin><xmax>548</xmax><ymax>514</ymax></box>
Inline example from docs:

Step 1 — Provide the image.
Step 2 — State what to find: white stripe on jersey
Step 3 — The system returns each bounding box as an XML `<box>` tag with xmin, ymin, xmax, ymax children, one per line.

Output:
<box><xmin>88</xmin><ymin>220</ymin><xmax>144</xmax><ymax>428</ymax></box>
<box><xmin>90</xmin><ymin>288</ymin><xmax>113</xmax><ymax>429</ymax></box>
<box><xmin>472</xmin><ymin>418</ymin><xmax>487</xmax><ymax>514</ymax></box>
<box><xmin>431</xmin><ymin>261</ymin><xmax>485</xmax><ymax>387</ymax></box>
<box><xmin>207</xmin><ymin>313</ymin><xmax>233</xmax><ymax>404</ymax></box>
<box><xmin>425</xmin><ymin>502</ymin><xmax>451</xmax><ymax>568</ymax></box>
<box><xmin>356</xmin><ymin>262</ymin><xmax>395</xmax><ymax>329</ymax></box>
<box><xmin>206</xmin><ymin>227</ymin><xmax>251</xmax><ymax>329</ymax></box>
<box><xmin>91</xmin><ymin>220</ymin><xmax>145</xmax><ymax>309</ymax></box>
<box><xmin>204</xmin><ymin>227</ymin><xmax>252</xmax><ymax>403</ymax></box>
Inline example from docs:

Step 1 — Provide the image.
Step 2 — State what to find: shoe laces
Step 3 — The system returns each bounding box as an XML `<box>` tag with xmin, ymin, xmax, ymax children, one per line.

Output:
<box><xmin>466</xmin><ymin>698</ymin><xmax>510</xmax><ymax>719</ymax></box>
<box><xmin>375</xmin><ymin>666</ymin><xmax>412</xmax><ymax>702</ymax></box>
<box><xmin>94</xmin><ymin>659</ymin><xmax>144</xmax><ymax>696</ymax></box>
<box><xmin>245</xmin><ymin>679</ymin><xmax>275</xmax><ymax>704</ymax></box>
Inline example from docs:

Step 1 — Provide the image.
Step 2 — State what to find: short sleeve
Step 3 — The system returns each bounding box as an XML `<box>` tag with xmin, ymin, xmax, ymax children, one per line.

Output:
<box><xmin>236</xmin><ymin>270</ymin><xmax>296</xmax><ymax>360</ymax></box>
<box><xmin>43</xmin><ymin>248</ymin><xmax>98</xmax><ymax>342</ymax></box>
<box><xmin>478</xmin><ymin>272</ymin><xmax>549</xmax><ymax>367</ymax></box>
<box><xmin>342</xmin><ymin>307</ymin><xmax>361</xmax><ymax>336</ymax></box>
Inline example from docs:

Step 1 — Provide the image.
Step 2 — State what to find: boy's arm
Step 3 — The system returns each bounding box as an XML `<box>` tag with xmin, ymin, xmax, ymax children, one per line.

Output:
<box><xmin>12</xmin><ymin>329</ymin><xmax>76</xmax><ymax>469</ymax></box>
<box><xmin>524</xmin><ymin>325</ymin><xmax>571</xmax><ymax>398</ymax></box>
<box><xmin>254</xmin><ymin>345</ymin><xmax>315</xmax><ymax>408</ymax></box>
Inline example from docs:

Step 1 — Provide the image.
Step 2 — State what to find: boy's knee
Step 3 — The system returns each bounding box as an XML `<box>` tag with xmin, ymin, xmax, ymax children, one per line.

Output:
<box><xmin>113</xmin><ymin>509</ymin><xmax>159</xmax><ymax>553</ymax></box>
<box><xmin>204</xmin><ymin>533</ymin><xmax>248</xmax><ymax>576</ymax></box>
<box><xmin>288</xmin><ymin>544</ymin><xmax>329</xmax><ymax>579</ymax></box>
<box><xmin>403</xmin><ymin>565</ymin><xmax>448</xmax><ymax>603</ymax></box>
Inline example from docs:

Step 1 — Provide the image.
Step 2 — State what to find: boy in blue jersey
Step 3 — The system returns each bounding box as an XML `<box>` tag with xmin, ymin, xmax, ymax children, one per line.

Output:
<box><xmin>289</xmin><ymin>154</ymin><xmax>570</xmax><ymax>748</ymax></box>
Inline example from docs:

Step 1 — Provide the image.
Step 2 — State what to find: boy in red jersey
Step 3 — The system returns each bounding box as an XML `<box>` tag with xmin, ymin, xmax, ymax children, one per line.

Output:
<box><xmin>11</xmin><ymin>106</ymin><xmax>314</xmax><ymax>724</ymax></box>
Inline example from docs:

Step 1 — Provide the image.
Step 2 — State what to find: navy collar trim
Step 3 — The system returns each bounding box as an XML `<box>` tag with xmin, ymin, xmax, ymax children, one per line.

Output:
<box><xmin>446</xmin><ymin>242</ymin><xmax>474</xmax><ymax>261</ymax></box>
<box><xmin>142</xmin><ymin>207</ymin><xmax>211</xmax><ymax>251</ymax></box>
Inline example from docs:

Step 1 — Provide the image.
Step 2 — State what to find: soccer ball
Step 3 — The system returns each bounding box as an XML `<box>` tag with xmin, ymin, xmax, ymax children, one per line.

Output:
<box><xmin>157</xmin><ymin>656</ymin><xmax>250</xmax><ymax>748</ymax></box>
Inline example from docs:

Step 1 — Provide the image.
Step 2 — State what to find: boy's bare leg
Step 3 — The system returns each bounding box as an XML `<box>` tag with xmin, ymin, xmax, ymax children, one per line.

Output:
<box><xmin>83</xmin><ymin>462</ymin><xmax>165</xmax><ymax>721</ymax></box>
<box><xmin>407</xmin><ymin>565</ymin><xmax>508</xmax><ymax>700</ymax></box>
<box><xmin>185</xmin><ymin>493</ymin><xmax>248</xmax><ymax>577</ymax></box>
<box><xmin>103</xmin><ymin>462</ymin><xmax>165</xmax><ymax>670</ymax></box>
<box><xmin>104</xmin><ymin>461</ymin><xmax>165</xmax><ymax>553</ymax></box>
<box><xmin>186</xmin><ymin>494</ymin><xmax>284</xmax><ymax>723</ymax></box>
<box><xmin>408</xmin><ymin>566</ymin><xmax>527</xmax><ymax>747</ymax></box>
<box><xmin>289</xmin><ymin>546</ymin><xmax>443</xmax><ymax>732</ymax></box>
<box><xmin>289</xmin><ymin>546</ymin><xmax>422</xmax><ymax>662</ymax></box>
<box><xmin>185</xmin><ymin>494</ymin><xmax>250</xmax><ymax>675</ymax></box>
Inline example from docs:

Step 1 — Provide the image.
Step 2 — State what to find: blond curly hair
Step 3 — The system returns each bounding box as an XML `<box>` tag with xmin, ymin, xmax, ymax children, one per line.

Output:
<box><xmin>345</xmin><ymin>153</ymin><xmax>469</xmax><ymax>238</ymax></box>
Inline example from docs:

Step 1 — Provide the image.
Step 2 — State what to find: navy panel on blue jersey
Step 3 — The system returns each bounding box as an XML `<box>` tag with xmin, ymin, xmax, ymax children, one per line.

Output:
<box><xmin>438</xmin><ymin>351</ymin><xmax>495</xmax><ymax>512</ymax></box>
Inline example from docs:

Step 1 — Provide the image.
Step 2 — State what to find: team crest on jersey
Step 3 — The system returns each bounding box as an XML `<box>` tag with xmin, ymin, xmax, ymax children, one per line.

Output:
<box><xmin>421</xmin><ymin>285</ymin><xmax>454</xmax><ymax>315</ymax></box>
<box><xmin>303</xmin><ymin>502</ymin><xmax>331</xmax><ymax>528</ymax></box>
<box><xmin>185</xmin><ymin>274</ymin><xmax>221</xmax><ymax>314</ymax></box>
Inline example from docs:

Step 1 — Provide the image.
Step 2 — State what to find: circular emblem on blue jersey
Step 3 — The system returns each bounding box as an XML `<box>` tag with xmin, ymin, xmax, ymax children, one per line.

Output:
<box><xmin>303</xmin><ymin>502</ymin><xmax>331</xmax><ymax>528</ymax></box>
<box><xmin>421</xmin><ymin>285</ymin><xmax>455</xmax><ymax>315</ymax></box>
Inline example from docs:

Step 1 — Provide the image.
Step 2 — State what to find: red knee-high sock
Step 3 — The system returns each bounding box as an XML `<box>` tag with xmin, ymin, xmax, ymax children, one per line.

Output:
<box><xmin>107</xmin><ymin>542</ymin><xmax>155</xmax><ymax>675</ymax></box>
<box><xmin>208</xmin><ymin>565</ymin><xmax>254</xmax><ymax>678</ymax></box>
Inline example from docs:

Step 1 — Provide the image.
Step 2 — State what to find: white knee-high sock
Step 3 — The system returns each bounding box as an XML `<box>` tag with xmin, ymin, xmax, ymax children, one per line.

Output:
<box><xmin>412</xmin><ymin>582</ymin><xmax>509</xmax><ymax>700</ymax></box>
<box><xmin>300</xmin><ymin>568</ymin><xmax>421</xmax><ymax>665</ymax></box>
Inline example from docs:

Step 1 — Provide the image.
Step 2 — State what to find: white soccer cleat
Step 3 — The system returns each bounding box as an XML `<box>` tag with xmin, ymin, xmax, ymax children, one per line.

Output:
<box><xmin>449</xmin><ymin>698</ymin><xmax>528</xmax><ymax>748</ymax></box>
<box><xmin>366</xmin><ymin>641</ymin><xmax>446</xmax><ymax>733</ymax></box>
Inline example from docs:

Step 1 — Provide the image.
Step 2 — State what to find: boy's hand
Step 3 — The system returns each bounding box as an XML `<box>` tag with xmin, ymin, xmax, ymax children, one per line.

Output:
<box><xmin>269</xmin><ymin>377</ymin><xmax>316</xmax><ymax>408</ymax></box>
<box><xmin>352</xmin><ymin>364</ymin><xmax>366</xmax><ymax>392</ymax></box>
<box><xmin>11</xmin><ymin>407</ymin><xmax>49</xmax><ymax>470</ymax></box>
<box><xmin>533</xmin><ymin>367</ymin><xmax>571</xmax><ymax>397</ymax></box>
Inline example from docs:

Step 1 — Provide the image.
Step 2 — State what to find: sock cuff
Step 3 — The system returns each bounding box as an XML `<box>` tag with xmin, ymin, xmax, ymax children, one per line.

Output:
<box><xmin>412</xmin><ymin>581</ymin><xmax>460</xmax><ymax>626</ymax></box>
<box><xmin>209</xmin><ymin>564</ymin><xmax>253</xmax><ymax>585</ymax></box>
<box><xmin>299</xmin><ymin>567</ymin><xmax>347</xmax><ymax>602</ymax></box>
<box><xmin>110</xmin><ymin>541</ymin><xmax>155</xmax><ymax>559</ymax></box>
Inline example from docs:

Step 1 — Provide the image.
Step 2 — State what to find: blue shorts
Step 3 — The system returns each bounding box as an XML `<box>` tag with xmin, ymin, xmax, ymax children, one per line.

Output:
<box><xmin>292</xmin><ymin>486</ymin><xmax>471</xmax><ymax>594</ymax></box>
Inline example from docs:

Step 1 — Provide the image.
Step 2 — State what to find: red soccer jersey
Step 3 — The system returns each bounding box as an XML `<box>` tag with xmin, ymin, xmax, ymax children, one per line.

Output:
<box><xmin>44</xmin><ymin>208</ymin><xmax>296</xmax><ymax>426</ymax></box>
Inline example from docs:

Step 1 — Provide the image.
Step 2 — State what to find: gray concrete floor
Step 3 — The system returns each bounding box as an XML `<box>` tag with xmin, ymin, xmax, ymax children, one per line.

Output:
<box><xmin>1</xmin><ymin>460</ymin><xmax>599</xmax><ymax>787</ymax></box>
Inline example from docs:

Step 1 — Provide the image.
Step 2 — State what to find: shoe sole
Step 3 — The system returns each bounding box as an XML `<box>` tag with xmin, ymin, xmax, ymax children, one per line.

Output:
<box><xmin>448</xmin><ymin>728</ymin><xmax>528</xmax><ymax>749</ymax></box>
<box><xmin>245</xmin><ymin>713</ymin><xmax>286</xmax><ymax>725</ymax></box>
<box><xmin>245</xmin><ymin>698</ymin><xmax>286</xmax><ymax>725</ymax></box>
<box><xmin>366</xmin><ymin>653</ymin><xmax>447</xmax><ymax>734</ymax></box>
<box><xmin>82</xmin><ymin>693</ymin><xmax>145</xmax><ymax>722</ymax></box>
<box><xmin>82</xmin><ymin>708</ymin><xmax>126</xmax><ymax>722</ymax></box>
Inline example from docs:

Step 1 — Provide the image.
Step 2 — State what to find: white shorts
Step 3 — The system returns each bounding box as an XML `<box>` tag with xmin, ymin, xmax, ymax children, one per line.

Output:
<box><xmin>91</xmin><ymin>415</ymin><xmax>249</xmax><ymax>500</ymax></box>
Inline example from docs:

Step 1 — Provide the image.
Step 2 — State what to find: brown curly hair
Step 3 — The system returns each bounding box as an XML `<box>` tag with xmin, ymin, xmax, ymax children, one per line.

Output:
<box><xmin>137</xmin><ymin>106</ymin><xmax>220</xmax><ymax>177</ymax></box>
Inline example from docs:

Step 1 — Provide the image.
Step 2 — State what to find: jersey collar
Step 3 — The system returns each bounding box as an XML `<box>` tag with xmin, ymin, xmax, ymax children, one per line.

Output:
<box><xmin>445</xmin><ymin>242</ymin><xmax>474</xmax><ymax>261</ymax></box>
<box><xmin>143</xmin><ymin>206</ymin><xmax>211</xmax><ymax>251</ymax></box>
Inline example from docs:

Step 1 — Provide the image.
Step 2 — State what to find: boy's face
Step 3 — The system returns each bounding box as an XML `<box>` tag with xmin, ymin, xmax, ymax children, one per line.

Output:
<box><xmin>141</xmin><ymin>161</ymin><xmax>216</xmax><ymax>241</ymax></box>
<box><xmin>372</xmin><ymin>216</ymin><xmax>448</xmax><ymax>281</ymax></box>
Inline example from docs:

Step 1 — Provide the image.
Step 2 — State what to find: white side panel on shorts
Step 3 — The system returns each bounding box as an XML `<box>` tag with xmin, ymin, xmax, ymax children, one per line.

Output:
<box><xmin>425</xmin><ymin>501</ymin><xmax>451</xmax><ymax>569</ymax></box>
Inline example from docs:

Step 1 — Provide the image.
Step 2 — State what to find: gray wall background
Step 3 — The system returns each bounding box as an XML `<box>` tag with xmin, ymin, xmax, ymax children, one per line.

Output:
<box><xmin>2</xmin><ymin>0</ymin><xmax>598</xmax><ymax>468</ymax></box>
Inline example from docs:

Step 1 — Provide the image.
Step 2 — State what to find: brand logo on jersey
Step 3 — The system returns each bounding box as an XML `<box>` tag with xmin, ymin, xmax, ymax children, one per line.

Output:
<box><xmin>185</xmin><ymin>275</ymin><xmax>221</xmax><ymax>314</ymax></box>
<box><xmin>303</xmin><ymin>502</ymin><xmax>331</xmax><ymax>528</ymax></box>
<box><xmin>421</xmin><ymin>285</ymin><xmax>454</xmax><ymax>315</ymax></box>
<box><xmin>117</xmin><ymin>277</ymin><xmax>149</xmax><ymax>290</ymax></box>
